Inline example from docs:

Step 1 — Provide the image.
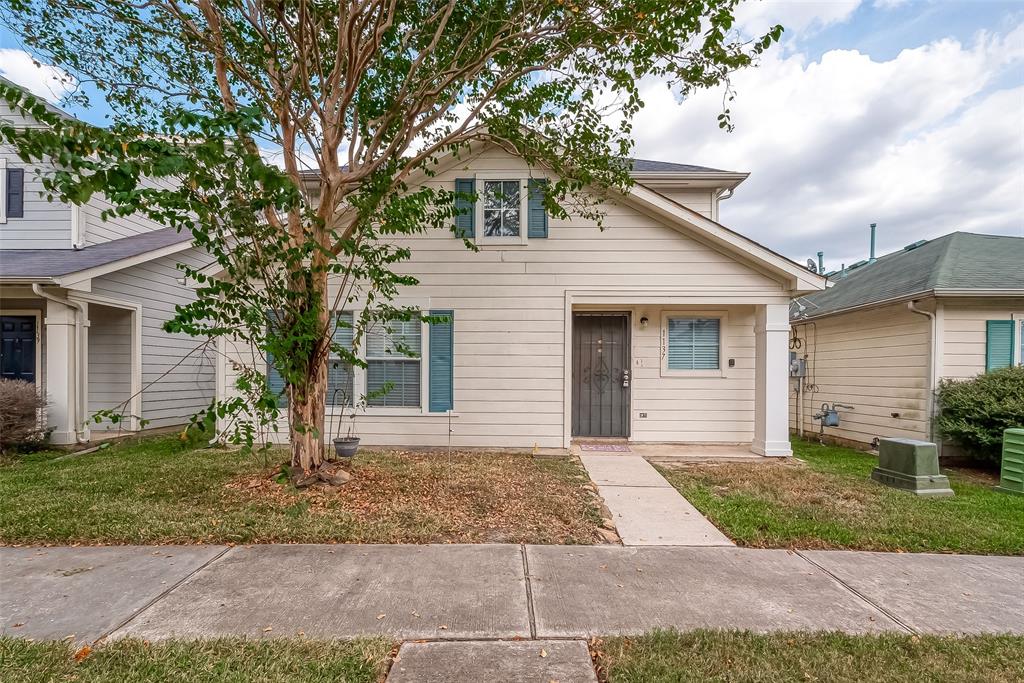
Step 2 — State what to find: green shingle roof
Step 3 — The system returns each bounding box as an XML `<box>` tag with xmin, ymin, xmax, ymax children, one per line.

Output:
<box><xmin>793</xmin><ymin>232</ymin><xmax>1024</xmax><ymax>320</ymax></box>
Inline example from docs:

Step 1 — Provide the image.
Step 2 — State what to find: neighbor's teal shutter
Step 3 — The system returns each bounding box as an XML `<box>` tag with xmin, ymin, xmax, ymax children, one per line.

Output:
<box><xmin>428</xmin><ymin>309</ymin><xmax>454</xmax><ymax>412</ymax></box>
<box><xmin>6</xmin><ymin>168</ymin><xmax>24</xmax><ymax>218</ymax></box>
<box><xmin>527</xmin><ymin>179</ymin><xmax>548</xmax><ymax>238</ymax></box>
<box><xmin>454</xmin><ymin>178</ymin><xmax>475</xmax><ymax>238</ymax></box>
<box><xmin>265</xmin><ymin>310</ymin><xmax>287</xmax><ymax>407</ymax></box>
<box><xmin>986</xmin><ymin>319</ymin><xmax>1015</xmax><ymax>371</ymax></box>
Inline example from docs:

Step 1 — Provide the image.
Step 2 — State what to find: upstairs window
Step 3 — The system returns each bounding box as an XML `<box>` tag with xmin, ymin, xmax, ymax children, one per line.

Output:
<box><xmin>482</xmin><ymin>180</ymin><xmax>521</xmax><ymax>237</ymax></box>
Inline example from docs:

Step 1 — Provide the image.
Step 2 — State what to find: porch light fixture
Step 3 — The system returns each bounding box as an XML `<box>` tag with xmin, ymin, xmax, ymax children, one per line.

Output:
<box><xmin>639</xmin><ymin>316</ymin><xmax>649</xmax><ymax>329</ymax></box>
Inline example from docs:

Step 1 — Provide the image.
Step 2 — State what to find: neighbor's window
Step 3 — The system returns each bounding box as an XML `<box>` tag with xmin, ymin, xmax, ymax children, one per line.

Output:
<box><xmin>666</xmin><ymin>317</ymin><xmax>720</xmax><ymax>370</ymax></box>
<box><xmin>366</xmin><ymin>319</ymin><xmax>422</xmax><ymax>407</ymax></box>
<box><xmin>482</xmin><ymin>180</ymin><xmax>521</xmax><ymax>237</ymax></box>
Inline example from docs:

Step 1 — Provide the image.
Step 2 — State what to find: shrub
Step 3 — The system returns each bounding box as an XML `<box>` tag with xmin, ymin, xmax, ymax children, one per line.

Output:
<box><xmin>936</xmin><ymin>366</ymin><xmax>1024</xmax><ymax>464</ymax></box>
<box><xmin>0</xmin><ymin>379</ymin><xmax>49</xmax><ymax>453</ymax></box>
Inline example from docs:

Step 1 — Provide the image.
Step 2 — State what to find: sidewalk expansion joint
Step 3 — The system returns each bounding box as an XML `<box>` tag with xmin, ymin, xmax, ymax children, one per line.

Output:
<box><xmin>94</xmin><ymin>545</ymin><xmax>234</xmax><ymax>644</ymax></box>
<box><xmin>520</xmin><ymin>543</ymin><xmax>537</xmax><ymax>639</ymax></box>
<box><xmin>795</xmin><ymin>550</ymin><xmax>917</xmax><ymax>635</ymax></box>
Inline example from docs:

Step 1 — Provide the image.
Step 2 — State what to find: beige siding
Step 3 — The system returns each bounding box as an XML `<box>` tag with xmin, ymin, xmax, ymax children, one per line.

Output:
<box><xmin>790</xmin><ymin>303</ymin><xmax>930</xmax><ymax>446</ymax></box>
<box><xmin>940</xmin><ymin>298</ymin><xmax>1024</xmax><ymax>380</ymax></box>
<box><xmin>653</xmin><ymin>189</ymin><xmax>715</xmax><ymax>219</ymax></box>
<box><xmin>87</xmin><ymin>304</ymin><xmax>133</xmax><ymax>430</ymax></box>
<box><xmin>90</xmin><ymin>247</ymin><xmax>216</xmax><ymax>429</ymax></box>
<box><xmin>223</xmin><ymin>146</ymin><xmax>787</xmax><ymax>448</ymax></box>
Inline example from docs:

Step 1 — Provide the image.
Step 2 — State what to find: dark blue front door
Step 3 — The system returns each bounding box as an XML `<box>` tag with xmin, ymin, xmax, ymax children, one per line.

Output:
<box><xmin>0</xmin><ymin>316</ymin><xmax>37</xmax><ymax>383</ymax></box>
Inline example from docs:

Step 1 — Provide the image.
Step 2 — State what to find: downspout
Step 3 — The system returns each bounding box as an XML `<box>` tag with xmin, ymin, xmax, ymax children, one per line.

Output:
<box><xmin>32</xmin><ymin>284</ymin><xmax>90</xmax><ymax>443</ymax></box>
<box><xmin>907</xmin><ymin>300</ymin><xmax>937</xmax><ymax>443</ymax></box>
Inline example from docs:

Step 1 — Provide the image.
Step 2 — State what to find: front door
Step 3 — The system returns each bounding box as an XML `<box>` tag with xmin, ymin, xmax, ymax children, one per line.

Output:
<box><xmin>572</xmin><ymin>313</ymin><xmax>630</xmax><ymax>438</ymax></box>
<box><xmin>0</xmin><ymin>316</ymin><xmax>37</xmax><ymax>383</ymax></box>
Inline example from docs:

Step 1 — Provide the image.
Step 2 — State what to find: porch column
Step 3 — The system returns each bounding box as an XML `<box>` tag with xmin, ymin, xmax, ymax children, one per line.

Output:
<box><xmin>43</xmin><ymin>297</ymin><xmax>89</xmax><ymax>444</ymax></box>
<box><xmin>753</xmin><ymin>303</ymin><xmax>792</xmax><ymax>457</ymax></box>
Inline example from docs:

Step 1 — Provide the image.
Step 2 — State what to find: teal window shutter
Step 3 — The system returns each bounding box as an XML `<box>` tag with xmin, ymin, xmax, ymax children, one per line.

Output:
<box><xmin>265</xmin><ymin>310</ymin><xmax>287</xmax><ymax>407</ymax></box>
<box><xmin>667</xmin><ymin>318</ymin><xmax>720</xmax><ymax>370</ymax></box>
<box><xmin>986</xmin><ymin>319</ymin><xmax>1015</xmax><ymax>371</ymax></box>
<box><xmin>454</xmin><ymin>178</ymin><xmax>475</xmax><ymax>238</ymax></box>
<box><xmin>6</xmin><ymin>168</ymin><xmax>24</xmax><ymax>218</ymax></box>
<box><xmin>527</xmin><ymin>179</ymin><xmax>548</xmax><ymax>238</ymax></box>
<box><xmin>429</xmin><ymin>309</ymin><xmax>454</xmax><ymax>412</ymax></box>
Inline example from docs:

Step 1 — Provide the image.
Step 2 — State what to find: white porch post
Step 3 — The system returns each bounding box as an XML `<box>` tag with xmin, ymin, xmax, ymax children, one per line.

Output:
<box><xmin>42</xmin><ymin>297</ymin><xmax>90</xmax><ymax>445</ymax></box>
<box><xmin>753</xmin><ymin>303</ymin><xmax>792</xmax><ymax>457</ymax></box>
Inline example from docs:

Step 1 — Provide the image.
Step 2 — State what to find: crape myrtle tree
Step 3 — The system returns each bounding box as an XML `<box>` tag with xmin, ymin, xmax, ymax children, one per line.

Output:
<box><xmin>0</xmin><ymin>0</ymin><xmax>780</xmax><ymax>474</ymax></box>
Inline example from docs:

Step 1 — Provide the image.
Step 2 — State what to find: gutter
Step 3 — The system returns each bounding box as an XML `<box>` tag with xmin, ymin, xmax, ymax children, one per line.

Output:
<box><xmin>31</xmin><ymin>283</ymin><xmax>90</xmax><ymax>444</ymax></box>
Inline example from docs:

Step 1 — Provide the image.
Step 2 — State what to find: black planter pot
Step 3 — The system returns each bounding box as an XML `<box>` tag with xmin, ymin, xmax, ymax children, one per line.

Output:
<box><xmin>333</xmin><ymin>437</ymin><xmax>360</xmax><ymax>458</ymax></box>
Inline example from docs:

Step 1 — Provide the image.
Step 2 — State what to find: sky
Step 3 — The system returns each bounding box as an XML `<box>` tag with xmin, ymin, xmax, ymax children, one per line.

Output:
<box><xmin>1</xmin><ymin>0</ymin><xmax>1022</xmax><ymax>269</ymax></box>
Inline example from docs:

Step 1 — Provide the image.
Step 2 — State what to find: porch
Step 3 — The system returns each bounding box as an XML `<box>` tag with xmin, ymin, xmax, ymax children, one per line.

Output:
<box><xmin>0</xmin><ymin>287</ymin><xmax>141</xmax><ymax>444</ymax></box>
<box><xmin>564</xmin><ymin>295</ymin><xmax>792</xmax><ymax>457</ymax></box>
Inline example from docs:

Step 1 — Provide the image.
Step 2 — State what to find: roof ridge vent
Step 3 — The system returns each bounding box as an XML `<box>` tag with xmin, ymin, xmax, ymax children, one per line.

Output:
<box><xmin>903</xmin><ymin>239</ymin><xmax>928</xmax><ymax>251</ymax></box>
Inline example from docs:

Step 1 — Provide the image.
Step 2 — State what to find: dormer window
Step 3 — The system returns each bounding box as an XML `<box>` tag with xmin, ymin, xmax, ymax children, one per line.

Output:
<box><xmin>482</xmin><ymin>180</ymin><xmax>522</xmax><ymax>238</ymax></box>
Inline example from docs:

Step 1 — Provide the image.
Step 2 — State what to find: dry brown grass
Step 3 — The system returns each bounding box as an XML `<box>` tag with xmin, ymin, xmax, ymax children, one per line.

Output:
<box><xmin>226</xmin><ymin>450</ymin><xmax>606</xmax><ymax>544</ymax></box>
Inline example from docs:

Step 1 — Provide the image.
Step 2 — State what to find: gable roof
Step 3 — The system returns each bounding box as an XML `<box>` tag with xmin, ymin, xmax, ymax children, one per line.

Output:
<box><xmin>0</xmin><ymin>227</ymin><xmax>192</xmax><ymax>284</ymax></box>
<box><xmin>793</xmin><ymin>232</ymin><xmax>1024</xmax><ymax>320</ymax></box>
<box><xmin>628</xmin><ymin>158</ymin><xmax>730</xmax><ymax>173</ymax></box>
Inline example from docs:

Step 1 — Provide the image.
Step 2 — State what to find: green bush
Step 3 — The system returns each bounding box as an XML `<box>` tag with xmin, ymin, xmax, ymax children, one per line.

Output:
<box><xmin>0</xmin><ymin>379</ymin><xmax>48</xmax><ymax>453</ymax></box>
<box><xmin>936</xmin><ymin>366</ymin><xmax>1024</xmax><ymax>464</ymax></box>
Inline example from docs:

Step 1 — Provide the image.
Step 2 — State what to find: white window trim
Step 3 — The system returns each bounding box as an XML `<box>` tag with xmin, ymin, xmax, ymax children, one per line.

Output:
<box><xmin>660</xmin><ymin>310</ymin><xmax>729</xmax><ymax>378</ymax></box>
<box><xmin>1014</xmin><ymin>313</ymin><xmax>1024</xmax><ymax>366</ymax></box>
<box><xmin>0</xmin><ymin>157</ymin><xmax>7</xmax><ymax>224</ymax></box>
<box><xmin>326</xmin><ymin>310</ymin><xmax>431</xmax><ymax>416</ymax></box>
<box><xmin>474</xmin><ymin>172</ymin><xmax>528</xmax><ymax>245</ymax></box>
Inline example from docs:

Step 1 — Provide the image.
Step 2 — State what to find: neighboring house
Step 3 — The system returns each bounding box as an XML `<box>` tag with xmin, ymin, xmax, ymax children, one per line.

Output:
<box><xmin>0</xmin><ymin>84</ymin><xmax>215</xmax><ymax>444</ymax></box>
<box><xmin>216</xmin><ymin>143</ymin><xmax>826</xmax><ymax>454</ymax></box>
<box><xmin>790</xmin><ymin>232</ymin><xmax>1024</xmax><ymax>449</ymax></box>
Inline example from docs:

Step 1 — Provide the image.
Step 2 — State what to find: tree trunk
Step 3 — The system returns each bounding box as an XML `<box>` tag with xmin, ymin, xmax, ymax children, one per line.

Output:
<box><xmin>289</xmin><ymin>353</ymin><xmax>328</xmax><ymax>472</ymax></box>
<box><xmin>288</xmin><ymin>269</ymin><xmax>330</xmax><ymax>473</ymax></box>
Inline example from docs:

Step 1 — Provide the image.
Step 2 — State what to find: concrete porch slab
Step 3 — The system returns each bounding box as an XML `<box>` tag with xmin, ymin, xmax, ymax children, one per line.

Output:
<box><xmin>803</xmin><ymin>551</ymin><xmax>1024</xmax><ymax>634</ymax></box>
<box><xmin>387</xmin><ymin>640</ymin><xmax>597</xmax><ymax>683</ymax></box>
<box><xmin>112</xmin><ymin>544</ymin><xmax>531</xmax><ymax>641</ymax></box>
<box><xmin>526</xmin><ymin>546</ymin><xmax>901</xmax><ymax>637</ymax></box>
<box><xmin>0</xmin><ymin>545</ymin><xmax>226</xmax><ymax>643</ymax></box>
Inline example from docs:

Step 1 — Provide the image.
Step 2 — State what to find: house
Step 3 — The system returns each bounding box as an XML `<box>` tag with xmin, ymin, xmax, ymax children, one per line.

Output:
<box><xmin>790</xmin><ymin>232</ymin><xmax>1024</xmax><ymax>449</ymax></box>
<box><xmin>0</xmin><ymin>85</ymin><xmax>215</xmax><ymax>444</ymax></box>
<box><xmin>216</xmin><ymin>143</ymin><xmax>826</xmax><ymax>454</ymax></box>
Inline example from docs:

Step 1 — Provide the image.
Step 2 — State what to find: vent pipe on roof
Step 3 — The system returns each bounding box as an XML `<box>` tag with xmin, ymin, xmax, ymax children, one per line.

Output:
<box><xmin>817</xmin><ymin>251</ymin><xmax>824</xmax><ymax>274</ymax></box>
<box><xmin>869</xmin><ymin>223</ymin><xmax>877</xmax><ymax>263</ymax></box>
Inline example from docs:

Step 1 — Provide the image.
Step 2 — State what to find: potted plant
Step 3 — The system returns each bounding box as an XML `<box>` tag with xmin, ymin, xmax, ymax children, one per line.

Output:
<box><xmin>330</xmin><ymin>374</ymin><xmax>361</xmax><ymax>459</ymax></box>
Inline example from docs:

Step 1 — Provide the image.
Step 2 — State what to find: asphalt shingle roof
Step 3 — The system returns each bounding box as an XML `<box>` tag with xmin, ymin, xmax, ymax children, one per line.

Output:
<box><xmin>0</xmin><ymin>227</ymin><xmax>191</xmax><ymax>279</ymax></box>
<box><xmin>628</xmin><ymin>158</ymin><xmax>731</xmax><ymax>173</ymax></box>
<box><xmin>794</xmin><ymin>232</ymin><xmax>1024</xmax><ymax>320</ymax></box>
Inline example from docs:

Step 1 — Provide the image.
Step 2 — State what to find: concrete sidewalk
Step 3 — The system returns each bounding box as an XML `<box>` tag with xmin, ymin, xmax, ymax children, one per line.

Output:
<box><xmin>2</xmin><ymin>544</ymin><xmax>1022</xmax><ymax>645</ymax></box>
<box><xmin>579</xmin><ymin>454</ymin><xmax>733</xmax><ymax>546</ymax></box>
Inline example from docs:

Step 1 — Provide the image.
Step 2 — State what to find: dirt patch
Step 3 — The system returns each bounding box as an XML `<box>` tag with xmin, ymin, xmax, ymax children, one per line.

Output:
<box><xmin>226</xmin><ymin>450</ymin><xmax>606</xmax><ymax>544</ymax></box>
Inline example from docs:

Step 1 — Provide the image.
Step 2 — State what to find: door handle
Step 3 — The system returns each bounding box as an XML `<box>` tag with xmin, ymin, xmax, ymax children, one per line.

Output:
<box><xmin>622</xmin><ymin>369</ymin><xmax>630</xmax><ymax>388</ymax></box>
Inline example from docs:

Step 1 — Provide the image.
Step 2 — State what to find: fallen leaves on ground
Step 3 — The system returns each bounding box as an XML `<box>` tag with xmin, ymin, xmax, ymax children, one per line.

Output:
<box><xmin>225</xmin><ymin>450</ymin><xmax>604</xmax><ymax>544</ymax></box>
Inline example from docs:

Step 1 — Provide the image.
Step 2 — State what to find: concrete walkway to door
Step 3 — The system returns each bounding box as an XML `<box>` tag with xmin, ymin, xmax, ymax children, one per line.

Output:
<box><xmin>578</xmin><ymin>453</ymin><xmax>733</xmax><ymax>546</ymax></box>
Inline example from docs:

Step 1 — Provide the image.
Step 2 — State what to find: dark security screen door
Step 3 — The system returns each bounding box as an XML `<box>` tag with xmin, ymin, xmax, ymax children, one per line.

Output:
<box><xmin>0</xmin><ymin>316</ymin><xmax>37</xmax><ymax>383</ymax></box>
<box><xmin>572</xmin><ymin>313</ymin><xmax>630</xmax><ymax>438</ymax></box>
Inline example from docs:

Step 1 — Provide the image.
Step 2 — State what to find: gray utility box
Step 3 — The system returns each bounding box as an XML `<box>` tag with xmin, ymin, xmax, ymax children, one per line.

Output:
<box><xmin>871</xmin><ymin>438</ymin><xmax>954</xmax><ymax>497</ymax></box>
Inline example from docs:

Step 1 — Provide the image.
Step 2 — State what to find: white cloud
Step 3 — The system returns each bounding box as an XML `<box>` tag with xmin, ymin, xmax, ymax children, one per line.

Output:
<box><xmin>0</xmin><ymin>49</ymin><xmax>74</xmax><ymax>103</ymax></box>
<box><xmin>631</xmin><ymin>24</ymin><xmax>1024</xmax><ymax>268</ymax></box>
<box><xmin>735</xmin><ymin>0</ymin><xmax>862</xmax><ymax>38</ymax></box>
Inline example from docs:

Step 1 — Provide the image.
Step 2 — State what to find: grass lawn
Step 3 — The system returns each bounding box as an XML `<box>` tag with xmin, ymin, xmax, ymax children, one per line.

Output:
<box><xmin>0</xmin><ymin>435</ymin><xmax>603</xmax><ymax>545</ymax></box>
<box><xmin>593</xmin><ymin>630</ymin><xmax>1024</xmax><ymax>683</ymax></box>
<box><xmin>657</xmin><ymin>440</ymin><xmax>1024</xmax><ymax>555</ymax></box>
<box><xmin>0</xmin><ymin>637</ymin><xmax>393</xmax><ymax>683</ymax></box>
